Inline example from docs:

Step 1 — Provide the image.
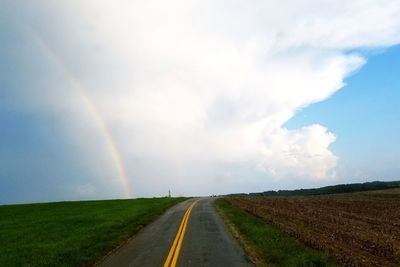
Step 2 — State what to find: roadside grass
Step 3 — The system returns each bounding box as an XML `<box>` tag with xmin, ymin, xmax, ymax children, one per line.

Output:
<box><xmin>215</xmin><ymin>198</ymin><xmax>337</xmax><ymax>267</ymax></box>
<box><xmin>0</xmin><ymin>197</ymin><xmax>186</xmax><ymax>267</ymax></box>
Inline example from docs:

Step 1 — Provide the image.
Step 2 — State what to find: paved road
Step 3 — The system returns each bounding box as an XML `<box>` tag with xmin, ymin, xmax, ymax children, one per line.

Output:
<box><xmin>97</xmin><ymin>198</ymin><xmax>254</xmax><ymax>267</ymax></box>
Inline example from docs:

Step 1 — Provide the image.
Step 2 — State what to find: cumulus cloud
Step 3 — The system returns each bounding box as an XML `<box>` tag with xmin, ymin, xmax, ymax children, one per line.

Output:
<box><xmin>3</xmin><ymin>0</ymin><xmax>400</xmax><ymax>197</ymax></box>
<box><xmin>261</xmin><ymin>124</ymin><xmax>337</xmax><ymax>180</ymax></box>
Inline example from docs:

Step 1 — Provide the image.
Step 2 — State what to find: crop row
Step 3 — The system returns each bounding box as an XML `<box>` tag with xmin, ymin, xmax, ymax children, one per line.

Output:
<box><xmin>227</xmin><ymin>189</ymin><xmax>400</xmax><ymax>266</ymax></box>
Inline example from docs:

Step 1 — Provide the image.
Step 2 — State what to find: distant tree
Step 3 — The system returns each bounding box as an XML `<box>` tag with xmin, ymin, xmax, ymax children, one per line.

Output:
<box><xmin>228</xmin><ymin>180</ymin><xmax>400</xmax><ymax>197</ymax></box>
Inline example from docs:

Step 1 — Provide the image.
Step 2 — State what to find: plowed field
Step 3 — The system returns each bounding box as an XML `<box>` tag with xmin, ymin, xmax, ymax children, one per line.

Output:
<box><xmin>227</xmin><ymin>189</ymin><xmax>400</xmax><ymax>267</ymax></box>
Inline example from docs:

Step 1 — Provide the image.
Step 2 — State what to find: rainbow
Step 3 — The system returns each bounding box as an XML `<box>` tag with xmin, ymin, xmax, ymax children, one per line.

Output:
<box><xmin>78</xmin><ymin>91</ymin><xmax>132</xmax><ymax>198</ymax></box>
<box><xmin>27</xmin><ymin>28</ymin><xmax>132</xmax><ymax>198</ymax></box>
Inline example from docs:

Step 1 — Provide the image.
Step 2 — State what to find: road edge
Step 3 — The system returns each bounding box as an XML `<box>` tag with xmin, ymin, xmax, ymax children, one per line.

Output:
<box><xmin>213</xmin><ymin>198</ymin><xmax>266</xmax><ymax>267</ymax></box>
<box><xmin>93</xmin><ymin>198</ymin><xmax>190</xmax><ymax>267</ymax></box>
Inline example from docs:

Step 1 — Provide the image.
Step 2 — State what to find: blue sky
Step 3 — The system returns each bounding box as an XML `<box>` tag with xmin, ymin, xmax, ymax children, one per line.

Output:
<box><xmin>1</xmin><ymin>1</ymin><xmax>400</xmax><ymax>204</ymax></box>
<box><xmin>286</xmin><ymin>46</ymin><xmax>400</xmax><ymax>182</ymax></box>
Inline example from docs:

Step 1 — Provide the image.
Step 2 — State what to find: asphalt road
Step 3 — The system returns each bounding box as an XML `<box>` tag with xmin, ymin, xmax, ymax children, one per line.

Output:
<box><xmin>97</xmin><ymin>198</ymin><xmax>254</xmax><ymax>267</ymax></box>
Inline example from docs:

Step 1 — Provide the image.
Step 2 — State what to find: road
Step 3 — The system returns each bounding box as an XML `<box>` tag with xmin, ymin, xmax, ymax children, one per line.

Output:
<box><xmin>97</xmin><ymin>198</ymin><xmax>254</xmax><ymax>267</ymax></box>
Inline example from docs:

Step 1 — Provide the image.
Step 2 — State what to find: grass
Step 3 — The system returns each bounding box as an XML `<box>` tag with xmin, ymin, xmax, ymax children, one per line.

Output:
<box><xmin>0</xmin><ymin>197</ymin><xmax>186</xmax><ymax>267</ymax></box>
<box><xmin>215</xmin><ymin>198</ymin><xmax>337</xmax><ymax>267</ymax></box>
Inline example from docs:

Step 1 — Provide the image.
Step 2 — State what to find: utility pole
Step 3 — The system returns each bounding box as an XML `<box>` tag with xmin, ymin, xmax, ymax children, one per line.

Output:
<box><xmin>168</xmin><ymin>190</ymin><xmax>171</xmax><ymax>198</ymax></box>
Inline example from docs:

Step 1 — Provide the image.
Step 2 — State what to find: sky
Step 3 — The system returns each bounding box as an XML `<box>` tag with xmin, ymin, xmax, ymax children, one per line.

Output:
<box><xmin>1</xmin><ymin>0</ymin><xmax>400</xmax><ymax>204</ymax></box>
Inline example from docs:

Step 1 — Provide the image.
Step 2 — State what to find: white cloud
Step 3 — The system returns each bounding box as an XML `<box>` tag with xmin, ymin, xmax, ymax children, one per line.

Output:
<box><xmin>260</xmin><ymin>124</ymin><xmax>337</xmax><ymax>180</ymax></box>
<box><xmin>7</xmin><ymin>0</ymin><xmax>400</xmax><ymax>195</ymax></box>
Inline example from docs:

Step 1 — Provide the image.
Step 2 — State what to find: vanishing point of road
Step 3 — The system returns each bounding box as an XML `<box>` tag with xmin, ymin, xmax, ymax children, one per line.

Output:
<box><xmin>97</xmin><ymin>198</ymin><xmax>254</xmax><ymax>267</ymax></box>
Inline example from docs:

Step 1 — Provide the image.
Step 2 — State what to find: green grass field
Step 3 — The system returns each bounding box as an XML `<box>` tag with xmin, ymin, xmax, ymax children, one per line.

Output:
<box><xmin>0</xmin><ymin>197</ymin><xmax>186</xmax><ymax>267</ymax></box>
<box><xmin>215</xmin><ymin>198</ymin><xmax>337</xmax><ymax>267</ymax></box>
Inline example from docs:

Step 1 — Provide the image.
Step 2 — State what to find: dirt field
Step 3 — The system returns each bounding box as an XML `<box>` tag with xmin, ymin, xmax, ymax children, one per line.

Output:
<box><xmin>227</xmin><ymin>189</ymin><xmax>400</xmax><ymax>267</ymax></box>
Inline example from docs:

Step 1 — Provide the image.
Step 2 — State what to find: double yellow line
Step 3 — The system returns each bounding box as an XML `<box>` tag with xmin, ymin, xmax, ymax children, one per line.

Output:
<box><xmin>163</xmin><ymin>200</ymin><xmax>197</xmax><ymax>267</ymax></box>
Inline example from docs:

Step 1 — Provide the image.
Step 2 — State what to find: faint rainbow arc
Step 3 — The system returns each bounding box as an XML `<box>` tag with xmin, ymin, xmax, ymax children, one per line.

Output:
<box><xmin>77</xmin><ymin>89</ymin><xmax>132</xmax><ymax>198</ymax></box>
<box><xmin>28</xmin><ymin>28</ymin><xmax>132</xmax><ymax>198</ymax></box>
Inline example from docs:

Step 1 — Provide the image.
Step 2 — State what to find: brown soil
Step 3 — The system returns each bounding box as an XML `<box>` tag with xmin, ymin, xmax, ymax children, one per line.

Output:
<box><xmin>227</xmin><ymin>188</ymin><xmax>400</xmax><ymax>267</ymax></box>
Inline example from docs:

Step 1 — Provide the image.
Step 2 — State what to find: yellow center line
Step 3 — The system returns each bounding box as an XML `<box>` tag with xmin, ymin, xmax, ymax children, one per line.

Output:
<box><xmin>163</xmin><ymin>206</ymin><xmax>191</xmax><ymax>267</ymax></box>
<box><xmin>163</xmin><ymin>200</ymin><xmax>197</xmax><ymax>267</ymax></box>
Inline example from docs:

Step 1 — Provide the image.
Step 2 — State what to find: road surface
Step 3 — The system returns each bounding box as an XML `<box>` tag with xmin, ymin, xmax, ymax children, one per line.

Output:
<box><xmin>97</xmin><ymin>198</ymin><xmax>254</xmax><ymax>267</ymax></box>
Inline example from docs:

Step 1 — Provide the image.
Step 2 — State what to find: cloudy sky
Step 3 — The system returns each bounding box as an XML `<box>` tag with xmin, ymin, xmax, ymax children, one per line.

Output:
<box><xmin>1</xmin><ymin>0</ymin><xmax>400</xmax><ymax>203</ymax></box>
